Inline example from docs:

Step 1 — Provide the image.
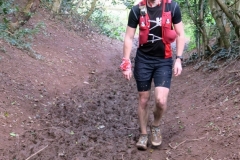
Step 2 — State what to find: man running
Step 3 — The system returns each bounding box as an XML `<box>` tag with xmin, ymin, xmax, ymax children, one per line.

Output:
<box><xmin>120</xmin><ymin>0</ymin><xmax>185</xmax><ymax>150</ymax></box>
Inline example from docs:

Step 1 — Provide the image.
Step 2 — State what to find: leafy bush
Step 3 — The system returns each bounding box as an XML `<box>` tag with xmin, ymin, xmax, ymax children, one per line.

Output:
<box><xmin>0</xmin><ymin>1</ymin><xmax>45</xmax><ymax>51</ymax></box>
<box><xmin>120</xmin><ymin>0</ymin><xmax>135</xmax><ymax>9</ymax></box>
<box><xmin>0</xmin><ymin>23</ymin><xmax>45</xmax><ymax>50</ymax></box>
<box><xmin>90</xmin><ymin>9</ymin><xmax>127</xmax><ymax>40</ymax></box>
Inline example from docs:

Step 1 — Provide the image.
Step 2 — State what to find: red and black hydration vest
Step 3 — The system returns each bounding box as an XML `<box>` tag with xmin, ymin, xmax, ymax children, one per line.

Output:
<box><xmin>138</xmin><ymin>0</ymin><xmax>177</xmax><ymax>46</ymax></box>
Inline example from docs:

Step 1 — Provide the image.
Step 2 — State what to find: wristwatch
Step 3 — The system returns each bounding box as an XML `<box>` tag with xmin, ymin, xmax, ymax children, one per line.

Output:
<box><xmin>176</xmin><ymin>55</ymin><xmax>183</xmax><ymax>61</ymax></box>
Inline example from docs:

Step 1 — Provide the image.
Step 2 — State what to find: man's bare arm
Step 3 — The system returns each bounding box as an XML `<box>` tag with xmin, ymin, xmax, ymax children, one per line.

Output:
<box><xmin>123</xmin><ymin>26</ymin><xmax>136</xmax><ymax>59</ymax></box>
<box><xmin>173</xmin><ymin>21</ymin><xmax>185</xmax><ymax>58</ymax></box>
<box><xmin>173</xmin><ymin>21</ymin><xmax>185</xmax><ymax>76</ymax></box>
<box><xmin>121</xmin><ymin>26</ymin><xmax>136</xmax><ymax>80</ymax></box>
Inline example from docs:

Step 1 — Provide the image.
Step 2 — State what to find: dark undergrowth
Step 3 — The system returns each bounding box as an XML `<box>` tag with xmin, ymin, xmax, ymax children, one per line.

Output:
<box><xmin>184</xmin><ymin>41</ymin><xmax>240</xmax><ymax>72</ymax></box>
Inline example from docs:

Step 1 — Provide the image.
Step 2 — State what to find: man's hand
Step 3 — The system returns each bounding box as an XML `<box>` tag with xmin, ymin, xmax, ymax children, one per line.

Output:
<box><xmin>121</xmin><ymin>26</ymin><xmax>136</xmax><ymax>80</ymax></box>
<box><xmin>173</xmin><ymin>21</ymin><xmax>185</xmax><ymax>77</ymax></box>
<box><xmin>122</xmin><ymin>70</ymin><xmax>132</xmax><ymax>80</ymax></box>
<box><xmin>174</xmin><ymin>59</ymin><xmax>182</xmax><ymax>76</ymax></box>
<box><xmin>120</xmin><ymin>58</ymin><xmax>132</xmax><ymax>80</ymax></box>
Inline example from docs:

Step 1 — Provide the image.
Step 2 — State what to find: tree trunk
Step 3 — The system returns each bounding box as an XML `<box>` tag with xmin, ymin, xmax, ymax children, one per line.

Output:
<box><xmin>199</xmin><ymin>0</ymin><xmax>207</xmax><ymax>55</ymax></box>
<box><xmin>209</xmin><ymin>0</ymin><xmax>231</xmax><ymax>48</ymax></box>
<box><xmin>215</xmin><ymin>0</ymin><xmax>240</xmax><ymax>38</ymax></box>
<box><xmin>75</xmin><ymin>0</ymin><xmax>83</xmax><ymax>13</ymax></box>
<box><xmin>186</xmin><ymin>0</ymin><xmax>212</xmax><ymax>54</ymax></box>
<box><xmin>51</xmin><ymin>0</ymin><xmax>62</xmax><ymax>14</ymax></box>
<box><xmin>8</xmin><ymin>0</ymin><xmax>40</xmax><ymax>33</ymax></box>
<box><xmin>186</xmin><ymin>0</ymin><xmax>200</xmax><ymax>54</ymax></box>
<box><xmin>84</xmin><ymin>0</ymin><xmax>98</xmax><ymax>21</ymax></box>
<box><xmin>232</xmin><ymin>0</ymin><xmax>240</xmax><ymax>20</ymax></box>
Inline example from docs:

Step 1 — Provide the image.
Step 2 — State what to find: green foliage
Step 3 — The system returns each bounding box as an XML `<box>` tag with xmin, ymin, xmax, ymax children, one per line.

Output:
<box><xmin>120</xmin><ymin>0</ymin><xmax>135</xmax><ymax>9</ymax></box>
<box><xmin>0</xmin><ymin>1</ymin><xmax>45</xmax><ymax>50</ymax></box>
<box><xmin>0</xmin><ymin>22</ymin><xmax>45</xmax><ymax>50</ymax></box>
<box><xmin>90</xmin><ymin>9</ymin><xmax>126</xmax><ymax>40</ymax></box>
<box><xmin>43</xmin><ymin>0</ymin><xmax>128</xmax><ymax>40</ymax></box>
<box><xmin>178</xmin><ymin>0</ymin><xmax>216</xmax><ymax>54</ymax></box>
<box><xmin>61</xmin><ymin>0</ymin><xmax>74</xmax><ymax>13</ymax></box>
<box><xmin>185</xmin><ymin>41</ymin><xmax>240</xmax><ymax>72</ymax></box>
<box><xmin>184</xmin><ymin>27</ymin><xmax>196</xmax><ymax>52</ymax></box>
<box><xmin>40</xmin><ymin>0</ymin><xmax>53</xmax><ymax>8</ymax></box>
<box><xmin>0</xmin><ymin>0</ymin><xmax>15</xmax><ymax>15</ymax></box>
<box><xmin>186</xmin><ymin>40</ymin><xmax>195</xmax><ymax>52</ymax></box>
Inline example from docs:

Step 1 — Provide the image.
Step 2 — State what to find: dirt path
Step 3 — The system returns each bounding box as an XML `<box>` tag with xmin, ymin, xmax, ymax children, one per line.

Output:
<box><xmin>0</xmin><ymin>10</ymin><xmax>240</xmax><ymax>160</ymax></box>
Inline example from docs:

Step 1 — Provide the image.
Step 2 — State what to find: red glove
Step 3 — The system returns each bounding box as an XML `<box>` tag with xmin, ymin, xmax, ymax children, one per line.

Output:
<box><xmin>120</xmin><ymin>58</ymin><xmax>131</xmax><ymax>71</ymax></box>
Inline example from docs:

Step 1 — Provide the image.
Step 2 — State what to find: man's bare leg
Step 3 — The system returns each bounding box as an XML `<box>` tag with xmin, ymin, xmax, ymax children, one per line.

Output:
<box><xmin>136</xmin><ymin>91</ymin><xmax>150</xmax><ymax>150</ymax></box>
<box><xmin>152</xmin><ymin>86</ymin><xmax>170</xmax><ymax>126</ymax></box>
<box><xmin>138</xmin><ymin>91</ymin><xmax>150</xmax><ymax>134</ymax></box>
<box><xmin>150</xmin><ymin>86</ymin><xmax>169</xmax><ymax>146</ymax></box>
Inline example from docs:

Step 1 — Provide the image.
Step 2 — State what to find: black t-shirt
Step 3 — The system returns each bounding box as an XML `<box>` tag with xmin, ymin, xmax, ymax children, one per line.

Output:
<box><xmin>128</xmin><ymin>1</ymin><xmax>182</xmax><ymax>57</ymax></box>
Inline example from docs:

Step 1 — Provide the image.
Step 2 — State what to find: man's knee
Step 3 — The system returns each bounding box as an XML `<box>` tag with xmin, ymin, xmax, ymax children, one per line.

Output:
<box><xmin>154</xmin><ymin>87</ymin><xmax>169</xmax><ymax>109</ymax></box>
<box><xmin>139</xmin><ymin>93</ymin><xmax>150</xmax><ymax>106</ymax></box>
<box><xmin>155</xmin><ymin>97</ymin><xmax>167</xmax><ymax>108</ymax></box>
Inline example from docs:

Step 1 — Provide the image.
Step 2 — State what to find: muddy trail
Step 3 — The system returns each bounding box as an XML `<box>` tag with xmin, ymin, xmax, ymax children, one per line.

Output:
<box><xmin>0</xmin><ymin>9</ymin><xmax>240</xmax><ymax>160</ymax></box>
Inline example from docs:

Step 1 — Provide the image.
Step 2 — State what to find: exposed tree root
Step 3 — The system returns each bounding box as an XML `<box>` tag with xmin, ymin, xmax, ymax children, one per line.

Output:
<box><xmin>26</xmin><ymin>47</ymin><xmax>44</xmax><ymax>60</ymax></box>
<box><xmin>169</xmin><ymin>137</ymin><xmax>205</xmax><ymax>150</ymax></box>
<box><xmin>185</xmin><ymin>42</ymin><xmax>240</xmax><ymax>72</ymax></box>
<box><xmin>25</xmin><ymin>145</ymin><xmax>48</xmax><ymax>160</ymax></box>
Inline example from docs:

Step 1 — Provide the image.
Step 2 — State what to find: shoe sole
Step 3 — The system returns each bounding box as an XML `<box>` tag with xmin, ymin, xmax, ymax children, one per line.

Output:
<box><xmin>151</xmin><ymin>141</ymin><xmax>162</xmax><ymax>146</ymax></box>
<box><xmin>136</xmin><ymin>145</ymin><xmax>147</xmax><ymax>150</ymax></box>
<box><xmin>137</xmin><ymin>146</ymin><xmax>147</xmax><ymax>151</ymax></box>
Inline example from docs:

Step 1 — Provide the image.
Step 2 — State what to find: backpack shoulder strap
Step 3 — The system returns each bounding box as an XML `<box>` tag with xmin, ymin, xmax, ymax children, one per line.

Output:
<box><xmin>139</xmin><ymin>0</ymin><xmax>147</xmax><ymax>16</ymax></box>
<box><xmin>164</xmin><ymin>0</ymin><xmax>172</xmax><ymax>3</ymax></box>
<box><xmin>163</xmin><ymin>0</ymin><xmax>174</xmax><ymax>13</ymax></box>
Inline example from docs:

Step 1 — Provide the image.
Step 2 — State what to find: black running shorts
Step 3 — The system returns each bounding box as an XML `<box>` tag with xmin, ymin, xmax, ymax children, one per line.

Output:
<box><xmin>134</xmin><ymin>50</ymin><xmax>173</xmax><ymax>92</ymax></box>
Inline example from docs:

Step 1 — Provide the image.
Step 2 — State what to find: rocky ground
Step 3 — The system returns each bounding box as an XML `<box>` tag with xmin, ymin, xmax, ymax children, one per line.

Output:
<box><xmin>0</xmin><ymin>9</ymin><xmax>240</xmax><ymax>160</ymax></box>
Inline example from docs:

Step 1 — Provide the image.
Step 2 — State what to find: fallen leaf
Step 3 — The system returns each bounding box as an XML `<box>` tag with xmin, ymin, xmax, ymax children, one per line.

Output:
<box><xmin>4</xmin><ymin>112</ymin><xmax>9</xmax><ymax>117</ymax></box>
<box><xmin>10</xmin><ymin>132</ymin><xmax>17</xmax><ymax>137</ymax></box>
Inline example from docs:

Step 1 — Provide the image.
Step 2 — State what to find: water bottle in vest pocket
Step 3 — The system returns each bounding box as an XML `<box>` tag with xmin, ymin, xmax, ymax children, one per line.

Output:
<box><xmin>163</xmin><ymin>27</ymin><xmax>177</xmax><ymax>43</ymax></box>
<box><xmin>139</xmin><ymin>15</ymin><xmax>149</xmax><ymax>45</ymax></box>
<box><xmin>162</xmin><ymin>11</ymin><xmax>177</xmax><ymax>44</ymax></box>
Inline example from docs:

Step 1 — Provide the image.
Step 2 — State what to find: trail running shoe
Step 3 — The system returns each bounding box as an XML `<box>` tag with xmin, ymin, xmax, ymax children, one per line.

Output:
<box><xmin>150</xmin><ymin>125</ymin><xmax>162</xmax><ymax>146</ymax></box>
<box><xmin>136</xmin><ymin>134</ymin><xmax>148</xmax><ymax>150</ymax></box>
